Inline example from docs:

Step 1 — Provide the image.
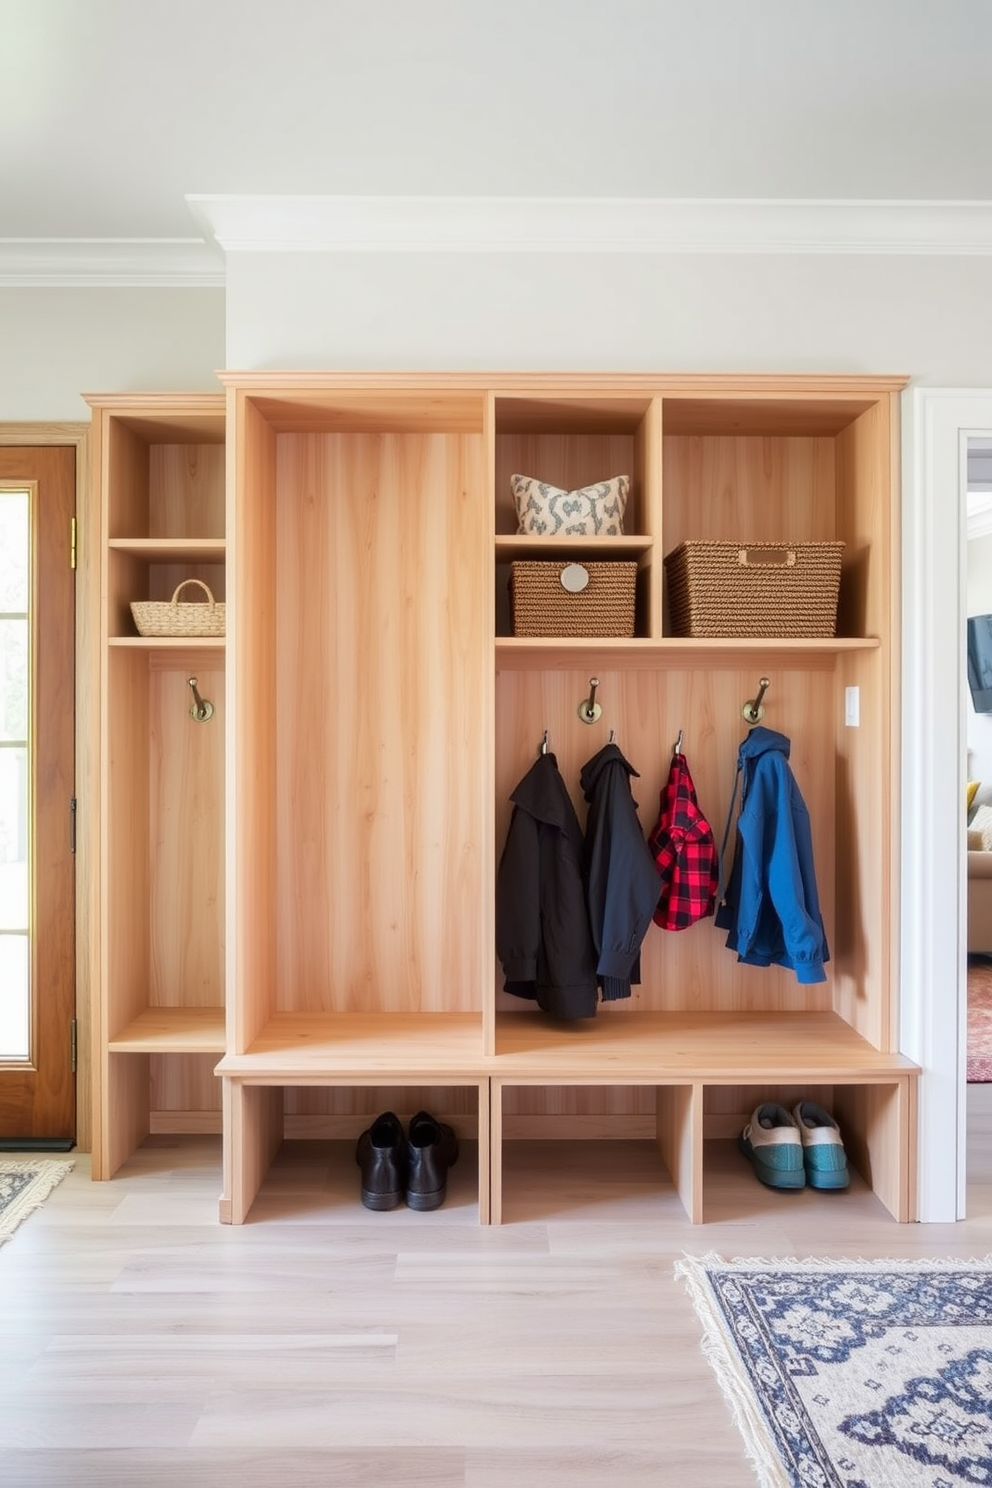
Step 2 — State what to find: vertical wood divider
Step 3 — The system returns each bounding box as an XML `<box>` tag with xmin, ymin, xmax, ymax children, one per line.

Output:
<box><xmin>222</xmin><ymin>1079</ymin><xmax>283</xmax><ymax>1225</ymax></box>
<box><xmin>476</xmin><ymin>1077</ymin><xmax>492</xmax><ymax>1224</ymax></box>
<box><xmin>643</xmin><ymin>396</ymin><xmax>665</xmax><ymax>639</ymax></box>
<box><xmin>489</xmin><ymin>1078</ymin><xmax>503</xmax><ymax>1226</ymax></box>
<box><xmin>656</xmin><ymin>1083</ymin><xmax>703</xmax><ymax>1224</ymax></box>
<box><xmin>483</xmin><ymin>391</ymin><xmax>497</xmax><ymax>1059</ymax></box>
<box><xmin>106</xmin><ymin>1053</ymin><xmax>151</xmax><ymax>1179</ymax></box>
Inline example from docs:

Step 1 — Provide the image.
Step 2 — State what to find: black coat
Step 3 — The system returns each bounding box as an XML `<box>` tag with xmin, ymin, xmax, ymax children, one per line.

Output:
<box><xmin>495</xmin><ymin>752</ymin><xmax>599</xmax><ymax>1020</ymax></box>
<box><xmin>579</xmin><ymin>743</ymin><xmax>661</xmax><ymax>1001</ymax></box>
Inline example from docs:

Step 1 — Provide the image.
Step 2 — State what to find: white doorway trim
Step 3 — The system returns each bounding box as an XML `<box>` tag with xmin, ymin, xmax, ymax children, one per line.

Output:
<box><xmin>902</xmin><ymin>387</ymin><xmax>992</xmax><ymax>1221</ymax></box>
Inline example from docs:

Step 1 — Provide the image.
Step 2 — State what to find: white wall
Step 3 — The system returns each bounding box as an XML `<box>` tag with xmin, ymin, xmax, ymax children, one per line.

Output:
<box><xmin>225</xmin><ymin>251</ymin><xmax>992</xmax><ymax>381</ymax></box>
<box><xmin>0</xmin><ymin>289</ymin><xmax>225</xmax><ymax>420</ymax></box>
<box><xmin>4</xmin><ymin>254</ymin><xmax>990</xmax><ymax>414</ymax></box>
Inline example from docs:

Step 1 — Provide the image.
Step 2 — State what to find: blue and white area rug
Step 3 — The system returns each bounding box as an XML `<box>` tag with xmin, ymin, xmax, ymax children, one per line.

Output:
<box><xmin>0</xmin><ymin>1159</ymin><xmax>73</xmax><ymax>1247</ymax></box>
<box><xmin>676</xmin><ymin>1252</ymin><xmax>992</xmax><ymax>1488</ymax></box>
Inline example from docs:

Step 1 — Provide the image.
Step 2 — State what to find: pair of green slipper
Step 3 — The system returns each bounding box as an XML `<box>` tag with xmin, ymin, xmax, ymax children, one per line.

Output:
<box><xmin>738</xmin><ymin>1100</ymin><xmax>850</xmax><ymax>1190</ymax></box>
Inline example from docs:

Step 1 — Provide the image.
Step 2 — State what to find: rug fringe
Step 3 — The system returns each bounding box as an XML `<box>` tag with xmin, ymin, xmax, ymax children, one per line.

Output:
<box><xmin>678</xmin><ymin>1249</ymin><xmax>992</xmax><ymax>1272</ymax></box>
<box><xmin>0</xmin><ymin>1159</ymin><xmax>74</xmax><ymax>1244</ymax></box>
<box><xmin>675</xmin><ymin>1254</ymin><xmax>792</xmax><ymax>1488</ymax></box>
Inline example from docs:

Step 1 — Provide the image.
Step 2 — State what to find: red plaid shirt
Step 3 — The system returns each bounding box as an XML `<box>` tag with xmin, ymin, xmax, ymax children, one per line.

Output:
<box><xmin>648</xmin><ymin>752</ymin><xmax>718</xmax><ymax>930</ymax></box>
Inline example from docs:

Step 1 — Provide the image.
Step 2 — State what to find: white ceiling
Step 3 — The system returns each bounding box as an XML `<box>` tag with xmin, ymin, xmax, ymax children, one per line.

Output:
<box><xmin>3</xmin><ymin>0</ymin><xmax>992</xmax><ymax>267</ymax></box>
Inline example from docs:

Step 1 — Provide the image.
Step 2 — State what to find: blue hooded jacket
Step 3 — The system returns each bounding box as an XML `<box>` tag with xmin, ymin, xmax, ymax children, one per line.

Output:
<box><xmin>714</xmin><ymin>727</ymin><xmax>829</xmax><ymax>984</ymax></box>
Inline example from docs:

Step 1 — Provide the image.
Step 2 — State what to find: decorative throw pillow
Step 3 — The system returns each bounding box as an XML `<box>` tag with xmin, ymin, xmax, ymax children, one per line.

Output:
<box><xmin>968</xmin><ymin>780</ymin><xmax>981</xmax><ymax>815</ymax></box>
<box><xmin>511</xmin><ymin>473</ymin><xmax>629</xmax><ymax>537</ymax></box>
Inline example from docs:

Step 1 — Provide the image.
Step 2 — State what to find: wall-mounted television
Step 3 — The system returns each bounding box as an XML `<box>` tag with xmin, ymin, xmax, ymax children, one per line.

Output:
<box><xmin>967</xmin><ymin>613</ymin><xmax>992</xmax><ymax>713</ymax></box>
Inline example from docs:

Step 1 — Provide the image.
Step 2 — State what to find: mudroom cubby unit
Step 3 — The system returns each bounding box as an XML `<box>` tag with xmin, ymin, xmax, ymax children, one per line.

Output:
<box><xmin>90</xmin><ymin>374</ymin><xmax>919</xmax><ymax>1223</ymax></box>
<box><xmin>89</xmin><ymin>394</ymin><xmax>227</xmax><ymax>1177</ymax></box>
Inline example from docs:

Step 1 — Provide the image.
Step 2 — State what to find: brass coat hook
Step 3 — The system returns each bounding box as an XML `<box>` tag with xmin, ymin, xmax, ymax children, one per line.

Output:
<box><xmin>578</xmin><ymin>676</ymin><xmax>602</xmax><ymax>724</ymax></box>
<box><xmin>742</xmin><ymin>677</ymin><xmax>770</xmax><ymax>726</ymax></box>
<box><xmin>188</xmin><ymin>677</ymin><xmax>214</xmax><ymax>723</ymax></box>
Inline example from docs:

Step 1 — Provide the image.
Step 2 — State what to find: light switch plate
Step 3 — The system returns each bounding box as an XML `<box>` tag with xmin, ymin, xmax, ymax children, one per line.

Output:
<box><xmin>845</xmin><ymin>685</ymin><xmax>860</xmax><ymax>727</ymax></box>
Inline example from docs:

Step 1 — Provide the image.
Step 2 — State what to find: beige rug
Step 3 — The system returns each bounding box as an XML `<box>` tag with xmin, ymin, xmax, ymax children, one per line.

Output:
<box><xmin>0</xmin><ymin>1158</ymin><xmax>74</xmax><ymax>1246</ymax></box>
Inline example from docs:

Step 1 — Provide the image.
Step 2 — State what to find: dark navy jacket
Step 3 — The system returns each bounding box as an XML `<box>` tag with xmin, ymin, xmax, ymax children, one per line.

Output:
<box><xmin>579</xmin><ymin>743</ymin><xmax>660</xmax><ymax>1001</ymax></box>
<box><xmin>714</xmin><ymin>727</ymin><xmax>829</xmax><ymax>984</ymax></box>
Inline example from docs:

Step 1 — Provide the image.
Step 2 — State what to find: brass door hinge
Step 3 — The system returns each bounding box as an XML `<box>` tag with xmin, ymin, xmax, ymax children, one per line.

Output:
<box><xmin>70</xmin><ymin>1019</ymin><xmax>77</xmax><ymax>1074</ymax></box>
<box><xmin>70</xmin><ymin>516</ymin><xmax>77</xmax><ymax>570</ymax></box>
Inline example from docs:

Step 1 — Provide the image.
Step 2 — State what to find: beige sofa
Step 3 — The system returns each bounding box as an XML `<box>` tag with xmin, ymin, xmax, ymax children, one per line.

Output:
<box><xmin>969</xmin><ymin>851</ymin><xmax>992</xmax><ymax>954</ymax></box>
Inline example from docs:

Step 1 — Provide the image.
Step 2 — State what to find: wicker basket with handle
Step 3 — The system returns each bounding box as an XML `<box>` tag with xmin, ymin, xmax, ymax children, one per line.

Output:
<box><xmin>664</xmin><ymin>540</ymin><xmax>844</xmax><ymax>638</ymax></box>
<box><xmin>130</xmin><ymin>578</ymin><xmax>226</xmax><ymax>638</ymax></box>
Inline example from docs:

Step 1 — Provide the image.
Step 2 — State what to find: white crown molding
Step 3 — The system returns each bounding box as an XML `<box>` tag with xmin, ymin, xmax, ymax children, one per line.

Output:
<box><xmin>5</xmin><ymin>199</ymin><xmax>992</xmax><ymax>283</ymax></box>
<box><xmin>0</xmin><ymin>238</ymin><xmax>225</xmax><ymax>287</ymax></box>
<box><xmin>188</xmin><ymin>194</ymin><xmax>992</xmax><ymax>256</ymax></box>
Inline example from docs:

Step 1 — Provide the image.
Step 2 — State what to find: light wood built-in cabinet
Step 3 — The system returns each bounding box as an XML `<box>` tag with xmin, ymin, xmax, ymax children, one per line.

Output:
<box><xmin>88</xmin><ymin>395</ymin><xmax>227</xmax><ymax>1178</ymax></box>
<box><xmin>89</xmin><ymin>374</ymin><xmax>918</xmax><ymax>1224</ymax></box>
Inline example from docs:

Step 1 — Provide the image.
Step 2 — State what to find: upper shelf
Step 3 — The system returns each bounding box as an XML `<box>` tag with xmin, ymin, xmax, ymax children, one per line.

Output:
<box><xmin>109</xmin><ymin>636</ymin><xmax>226</xmax><ymax>651</ymax></box>
<box><xmin>495</xmin><ymin>636</ymin><xmax>882</xmax><ymax>669</ymax></box>
<box><xmin>108</xmin><ymin>1006</ymin><xmax>226</xmax><ymax>1054</ymax></box>
<box><xmin>496</xmin><ymin>535</ymin><xmax>651</xmax><ymax>562</ymax></box>
<box><xmin>108</xmin><ymin>538</ymin><xmax>226</xmax><ymax>562</ymax></box>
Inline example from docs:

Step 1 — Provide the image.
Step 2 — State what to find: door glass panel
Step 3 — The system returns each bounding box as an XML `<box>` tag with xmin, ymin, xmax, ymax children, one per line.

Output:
<box><xmin>0</xmin><ymin>619</ymin><xmax>28</xmax><ymax>741</ymax></box>
<box><xmin>0</xmin><ymin>748</ymin><xmax>28</xmax><ymax>929</ymax></box>
<box><xmin>0</xmin><ymin>935</ymin><xmax>28</xmax><ymax>1060</ymax></box>
<box><xmin>0</xmin><ymin>492</ymin><xmax>27</xmax><ymax>611</ymax></box>
<box><xmin>0</xmin><ymin>489</ymin><xmax>29</xmax><ymax>1062</ymax></box>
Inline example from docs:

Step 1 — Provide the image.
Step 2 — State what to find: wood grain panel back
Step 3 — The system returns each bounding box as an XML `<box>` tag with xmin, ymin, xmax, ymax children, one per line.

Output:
<box><xmin>270</xmin><ymin>431</ymin><xmax>489</xmax><ymax>1015</ymax></box>
<box><xmin>661</xmin><ymin>435</ymin><xmax>838</xmax><ymax>551</ymax></box>
<box><xmin>494</xmin><ymin>434</ymin><xmax>641</xmax><ymax>535</ymax></box>
<box><xmin>494</xmin><ymin>662</ymin><xmax>837</xmax><ymax>1015</ymax></box>
<box><xmin>149</xmin><ymin>445</ymin><xmax>226</xmax><ymax>538</ymax></box>
<box><xmin>150</xmin><ymin>1052</ymin><xmax>223</xmax><ymax>1114</ymax></box>
<box><xmin>148</xmin><ymin>663</ymin><xmax>225</xmax><ymax>1009</ymax></box>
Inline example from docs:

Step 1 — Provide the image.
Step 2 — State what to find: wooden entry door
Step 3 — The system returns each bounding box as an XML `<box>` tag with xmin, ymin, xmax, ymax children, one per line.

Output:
<box><xmin>0</xmin><ymin>447</ymin><xmax>76</xmax><ymax>1143</ymax></box>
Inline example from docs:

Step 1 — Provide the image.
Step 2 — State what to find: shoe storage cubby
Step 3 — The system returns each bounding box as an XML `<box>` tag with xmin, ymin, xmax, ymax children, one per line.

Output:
<box><xmin>88</xmin><ymin>395</ymin><xmax>227</xmax><ymax>1177</ymax></box>
<box><xmin>219</xmin><ymin>1078</ymin><xmax>490</xmax><ymax>1223</ymax></box>
<box><xmin>88</xmin><ymin>375</ymin><xmax>919</xmax><ymax>1223</ymax></box>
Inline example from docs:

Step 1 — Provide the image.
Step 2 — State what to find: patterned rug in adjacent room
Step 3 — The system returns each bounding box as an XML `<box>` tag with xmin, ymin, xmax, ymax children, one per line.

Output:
<box><xmin>968</xmin><ymin>956</ymin><xmax>992</xmax><ymax>1082</ymax></box>
<box><xmin>0</xmin><ymin>1159</ymin><xmax>73</xmax><ymax>1247</ymax></box>
<box><xmin>677</xmin><ymin>1252</ymin><xmax>992</xmax><ymax>1488</ymax></box>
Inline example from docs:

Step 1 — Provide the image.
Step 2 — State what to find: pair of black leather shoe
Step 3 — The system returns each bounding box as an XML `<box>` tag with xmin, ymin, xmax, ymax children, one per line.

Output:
<box><xmin>355</xmin><ymin>1110</ymin><xmax>459</xmax><ymax>1212</ymax></box>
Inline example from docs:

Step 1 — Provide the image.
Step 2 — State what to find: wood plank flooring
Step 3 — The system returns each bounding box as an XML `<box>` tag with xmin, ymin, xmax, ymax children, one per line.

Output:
<box><xmin>2</xmin><ymin>1089</ymin><xmax>992</xmax><ymax>1488</ymax></box>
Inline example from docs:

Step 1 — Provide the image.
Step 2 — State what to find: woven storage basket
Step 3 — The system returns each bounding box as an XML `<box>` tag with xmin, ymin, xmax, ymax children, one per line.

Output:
<box><xmin>130</xmin><ymin>578</ymin><xmax>226</xmax><ymax>638</ymax></box>
<box><xmin>664</xmin><ymin>540</ymin><xmax>844</xmax><ymax>638</ymax></box>
<box><xmin>510</xmin><ymin>560</ymin><xmax>637</xmax><ymax>638</ymax></box>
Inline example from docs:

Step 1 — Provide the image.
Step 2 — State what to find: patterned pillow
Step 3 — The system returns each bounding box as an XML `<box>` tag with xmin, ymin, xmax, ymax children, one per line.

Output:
<box><xmin>511</xmin><ymin>473</ymin><xmax>629</xmax><ymax>537</ymax></box>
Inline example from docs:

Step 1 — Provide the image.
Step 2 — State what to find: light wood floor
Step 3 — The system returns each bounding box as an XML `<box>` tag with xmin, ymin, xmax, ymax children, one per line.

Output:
<box><xmin>3</xmin><ymin>1091</ymin><xmax>992</xmax><ymax>1488</ymax></box>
